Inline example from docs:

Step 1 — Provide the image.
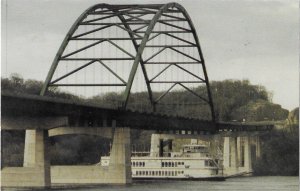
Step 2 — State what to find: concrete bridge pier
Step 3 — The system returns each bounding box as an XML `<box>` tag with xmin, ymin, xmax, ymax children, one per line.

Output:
<box><xmin>223</xmin><ymin>137</ymin><xmax>239</xmax><ymax>175</ymax></box>
<box><xmin>230</xmin><ymin>137</ymin><xmax>238</xmax><ymax>173</ymax></box>
<box><xmin>244</xmin><ymin>136</ymin><xmax>253</xmax><ymax>173</ymax></box>
<box><xmin>107</xmin><ymin>127</ymin><xmax>132</xmax><ymax>184</ymax></box>
<box><xmin>255</xmin><ymin>136</ymin><xmax>261</xmax><ymax>159</ymax></box>
<box><xmin>237</xmin><ymin>137</ymin><xmax>242</xmax><ymax>167</ymax></box>
<box><xmin>223</xmin><ymin>136</ymin><xmax>255</xmax><ymax>176</ymax></box>
<box><xmin>2</xmin><ymin>129</ymin><xmax>51</xmax><ymax>188</ymax></box>
<box><xmin>50</xmin><ymin>123</ymin><xmax>132</xmax><ymax>185</ymax></box>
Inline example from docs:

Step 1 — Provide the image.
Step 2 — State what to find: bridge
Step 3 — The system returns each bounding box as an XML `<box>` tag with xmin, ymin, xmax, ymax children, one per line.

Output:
<box><xmin>1</xmin><ymin>3</ymin><xmax>274</xmax><ymax>188</ymax></box>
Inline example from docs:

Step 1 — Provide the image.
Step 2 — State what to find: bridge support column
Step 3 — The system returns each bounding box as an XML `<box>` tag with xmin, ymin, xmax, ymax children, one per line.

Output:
<box><xmin>107</xmin><ymin>127</ymin><xmax>132</xmax><ymax>184</ymax></box>
<box><xmin>2</xmin><ymin>129</ymin><xmax>51</xmax><ymax>188</ymax></box>
<box><xmin>256</xmin><ymin>136</ymin><xmax>261</xmax><ymax>159</ymax></box>
<box><xmin>223</xmin><ymin>137</ymin><xmax>230</xmax><ymax>169</ymax></box>
<box><xmin>223</xmin><ymin>137</ymin><xmax>238</xmax><ymax>176</ymax></box>
<box><xmin>237</xmin><ymin>137</ymin><xmax>242</xmax><ymax>167</ymax></box>
<box><xmin>244</xmin><ymin>136</ymin><xmax>253</xmax><ymax>173</ymax></box>
<box><xmin>230</xmin><ymin>137</ymin><xmax>238</xmax><ymax>172</ymax></box>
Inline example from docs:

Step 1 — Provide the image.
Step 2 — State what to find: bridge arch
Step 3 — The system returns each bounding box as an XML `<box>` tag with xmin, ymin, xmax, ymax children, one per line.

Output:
<box><xmin>40</xmin><ymin>3</ymin><xmax>215</xmax><ymax>121</ymax></box>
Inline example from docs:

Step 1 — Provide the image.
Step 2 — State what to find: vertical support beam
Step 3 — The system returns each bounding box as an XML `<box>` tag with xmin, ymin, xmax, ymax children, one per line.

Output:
<box><xmin>237</xmin><ymin>137</ymin><xmax>242</xmax><ymax>167</ymax></box>
<box><xmin>230</xmin><ymin>137</ymin><xmax>238</xmax><ymax>173</ymax></box>
<box><xmin>167</xmin><ymin>139</ymin><xmax>173</xmax><ymax>157</ymax></box>
<box><xmin>223</xmin><ymin>137</ymin><xmax>230</xmax><ymax>169</ymax></box>
<box><xmin>23</xmin><ymin>129</ymin><xmax>51</xmax><ymax>187</ymax></box>
<box><xmin>109</xmin><ymin>126</ymin><xmax>132</xmax><ymax>184</ymax></box>
<box><xmin>244</xmin><ymin>136</ymin><xmax>253</xmax><ymax>173</ymax></box>
<box><xmin>159</xmin><ymin>139</ymin><xmax>164</xmax><ymax>157</ymax></box>
<box><xmin>24</xmin><ymin>130</ymin><xmax>37</xmax><ymax>167</ymax></box>
<box><xmin>168</xmin><ymin>140</ymin><xmax>173</xmax><ymax>151</ymax></box>
<box><xmin>150</xmin><ymin>134</ymin><xmax>160</xmax><ymax>157</ymax></box>
<box><xmin>256</xmin><ymin>136</ymin><xmax>261</xmax><ymax>159</ymax></box>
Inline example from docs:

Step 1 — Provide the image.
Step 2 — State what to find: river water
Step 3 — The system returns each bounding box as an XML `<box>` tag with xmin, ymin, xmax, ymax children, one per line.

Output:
<box><xmin>3</xmin><ymin>176</ymin><xmax>299</xmax><ymax>191</ymax></box>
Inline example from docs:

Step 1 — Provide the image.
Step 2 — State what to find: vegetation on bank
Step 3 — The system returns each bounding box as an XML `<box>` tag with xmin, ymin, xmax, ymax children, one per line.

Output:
<box><xmin>1</xmin><ymin>74</ymin><xmax>298</xmax><ymax>176</ymax></box>
<box><xmin>253</xmin><ymin>107</ymin><xmax>299</xmax><ymax>176</ymax></box>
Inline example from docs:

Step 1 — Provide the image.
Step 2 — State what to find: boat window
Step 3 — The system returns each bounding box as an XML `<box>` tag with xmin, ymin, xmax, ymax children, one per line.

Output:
<box><xmin>168</xmin><ymin>162</ymin><xmax>171</xmax><ymax>167</ymax></box>
<box><xmin>172</xmin><ymin>162</ymin><xmax>174</xmax><ymax>167</ymax></box>
<box><xmin>143</xmin><ymin>162</ymin><xmax>145</xmax><ymax>167</ymax></box>
<box><xmin>146</xmin><ymin>171</ymin><xmax>148</xmax><ymax>175</ymax></box>
<box><xmin>205</xmin><ymin>160</ymin><xmax>209</xmax><ymax>166</ymax></box>
<box><xmin>162</xmin><ymin>162</ymin><xmax>164</xmax><ymax>167</ymax></box>
<box><xmin>159</xmin><ymin>171</ymin><xmax>161</xmax><ymax>176</ymax></box>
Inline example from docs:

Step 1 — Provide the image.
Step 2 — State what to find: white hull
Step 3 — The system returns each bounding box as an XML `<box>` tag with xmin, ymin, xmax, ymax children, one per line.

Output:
<box><xmin>101</xmin><ymin>156</ymin><xmax>224</xmax><ymax>180</ymax></box>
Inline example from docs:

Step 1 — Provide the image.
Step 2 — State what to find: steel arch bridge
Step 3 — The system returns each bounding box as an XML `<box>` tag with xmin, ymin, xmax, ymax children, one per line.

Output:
<box><xmin>41</xmin><ymin>3</ymin><xmax>215</xmax><ymax>122</ymax></box>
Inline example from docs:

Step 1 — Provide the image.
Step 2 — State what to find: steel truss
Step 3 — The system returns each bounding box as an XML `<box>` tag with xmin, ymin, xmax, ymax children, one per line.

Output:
<box><xmin>40</xmin><ymin>3</ymin><xmax>216</xmax><ymax>122</ymax></box>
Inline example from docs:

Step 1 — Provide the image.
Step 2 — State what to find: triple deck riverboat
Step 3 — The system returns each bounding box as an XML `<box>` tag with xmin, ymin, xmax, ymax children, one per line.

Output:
<box><xmin>100</xmin><ymin>143</ymin><xmax>225</xmax><ymax>181</ymax></box>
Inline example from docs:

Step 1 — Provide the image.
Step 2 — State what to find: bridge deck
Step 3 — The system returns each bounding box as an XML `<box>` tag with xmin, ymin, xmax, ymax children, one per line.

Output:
<box><xmin>1</xmin><ymin>92</ymin><xmax>273</xmax><ymax>132</ymax></box>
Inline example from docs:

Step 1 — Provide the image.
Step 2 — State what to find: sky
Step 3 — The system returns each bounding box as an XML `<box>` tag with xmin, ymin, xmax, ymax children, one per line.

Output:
<box><xmin>1</xmin><ymin>0</ymin><xmax>299</xmax><ymax>110</ymax></box>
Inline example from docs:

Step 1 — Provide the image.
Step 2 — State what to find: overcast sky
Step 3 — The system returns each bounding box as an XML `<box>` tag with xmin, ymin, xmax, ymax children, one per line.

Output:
<box><xmin>1</xmin><ymin>0</ymin><xmax>299</xmax><ymax>110</ymax></box>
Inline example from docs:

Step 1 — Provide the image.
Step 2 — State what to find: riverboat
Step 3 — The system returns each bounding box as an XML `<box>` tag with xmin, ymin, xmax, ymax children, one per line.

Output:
<box><xmin>100</xmin><ymin>143</ymin><xmax>225</xmax><ymax>181</ymax></box>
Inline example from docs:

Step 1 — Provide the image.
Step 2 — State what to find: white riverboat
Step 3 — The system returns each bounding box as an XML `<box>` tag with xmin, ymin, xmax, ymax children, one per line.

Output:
<box><xmin>100</xmin><ymin>143</ymin><xmax>225</xmax><ymax>181</ymax></box>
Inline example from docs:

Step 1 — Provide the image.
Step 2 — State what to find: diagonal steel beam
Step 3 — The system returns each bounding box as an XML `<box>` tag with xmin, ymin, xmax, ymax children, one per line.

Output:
<box><xmin>164</xmin><ymin>33</ymin><xmax>196</xmax><ymax>46</ymax></box>
<box><xmin>149</xmin><ymin>64</ymin><xmax>172</xmax><ymax>82</ymax></box>
<box><xmin>51</xmin><ymin>60</ymin><xmax>97</xmax><ymax>84</ymax></box>
<box><xmin>106</xmin><ymin>40</ymin><xmax>135</xmax><ymax>58</ymax></box>
<box><xmin>169</xmin><ymin>47</ymin><xmax>201</xmax><ymax>62</ymax></box>
<box><xmin>97</xmin><ymin>60</ymin><xmax>126</xmax><ymax>84</ymax></box>
<box><xmin>115</xmin><ymin>25</ymin><xmax>143</xmax><ymax>38</ymax></box>
<box><xmin>144</xmin><ymin>47</ymin><xmax>168</xmax><ymax>63</ymax></box>
<box><xmin>173</xmin><ymin>64</ymin><xmax>205</xmax><ymax>82</ymax></box>
<box><xmin>154</xmin><ymin>83</ymin><xmax>178</xmax><ymax>103</ymax></box>
<box><xmin>178</xmin><ymin>83</ymin><xmax>208</xmax><ymax>103</ymax></box>
<box><xmin>61</xmin><ymin>39</ymin><xmax>106</xmax><ymax>58</ymax></box>
<box><xmin>72</xmin><ymin>24</ymin><xmax>115</xmax><ymax>38</ymax></box>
